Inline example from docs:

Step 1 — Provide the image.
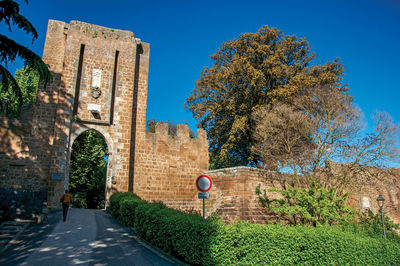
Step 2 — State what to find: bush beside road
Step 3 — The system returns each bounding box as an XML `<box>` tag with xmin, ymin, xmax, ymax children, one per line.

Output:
<box><xmin>110</xmin><ymin>192</ymin><xmax>400</xmax><ymax>265</ymax></box>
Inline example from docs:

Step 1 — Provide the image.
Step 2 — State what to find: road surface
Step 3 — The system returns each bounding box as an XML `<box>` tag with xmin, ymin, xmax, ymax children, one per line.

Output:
<box><xmin>0</xmin><ymin>208</ymin><xmax>178</xmax><ymax>266</ymax></box>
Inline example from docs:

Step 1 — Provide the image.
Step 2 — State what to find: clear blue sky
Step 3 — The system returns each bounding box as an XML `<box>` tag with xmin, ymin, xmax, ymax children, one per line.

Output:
<box><xmin>4</xmin><ymin>0</ymin><xmax>400</xmax><ymax>166</ymax></box>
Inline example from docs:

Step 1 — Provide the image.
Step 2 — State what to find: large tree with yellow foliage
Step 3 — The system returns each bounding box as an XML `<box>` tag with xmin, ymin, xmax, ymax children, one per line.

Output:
<box><xmin>185</xmin><ymin>26</ymin><xmax>346</xmax><ymax>169</ymax></box>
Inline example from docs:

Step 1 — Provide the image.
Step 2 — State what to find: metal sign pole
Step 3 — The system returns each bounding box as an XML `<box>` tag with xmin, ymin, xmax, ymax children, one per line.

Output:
<box><xmin>203</xmin><ymin>198</ymin><xmax>205</xmax><ymax>222</ymax></box>
<box><xmin>196</xmin><ymin>175</ymin><xmax>212</xmax><ymax>223</ymax></box>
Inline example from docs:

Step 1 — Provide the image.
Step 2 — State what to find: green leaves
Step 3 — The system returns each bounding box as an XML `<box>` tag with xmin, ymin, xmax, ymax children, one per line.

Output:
<box><xmin>344</xmin><ymin>209</ymin><xmax>400</xmax><ymax>242</ymax></box>
<box><xmin>109</xmin><ymin>192</ymin><xmax>139</xmax><ymax>219</ymax></box>
<box><xmin>0</xmin><ymin>0</ymin><xmax>52</xmax><ymax>110</ymax></box>
<box><xmin>186</xmin><ymin>25</ymin><xmax>345</xmax><ymax>169</ymax></box>
<box><xmin>69</xmin><ymin>130</ymin><xmax>108</xmax><ymax>209</ymax></box>
<box><xmin>111</xmin><ymin>193</ymin><xmax>400</xmax><ymax>265</ymax></box>
<box><xmin>0</xmin><ymin>0</ymin><xmax>36</xmax><ymax>40</ymax></box>
<box><xmin>0</xmin><ymin>66</ymin><xmax>39</xmax><ymax>116</ymax></box>
<box><xmin>256</xmin><ymin>180</ymin><xmax>355</xmax><ymax>226</ymax></box>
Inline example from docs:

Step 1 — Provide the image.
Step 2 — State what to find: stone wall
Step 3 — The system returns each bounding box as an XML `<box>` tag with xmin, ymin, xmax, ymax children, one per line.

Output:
<box><xmin>133</xmin><ymin>122</ymin><xmax>209</xmax><ymax>204</ymax></box>
<box><xmin>1</xmin><ymin>19</ymin><xmax>399</xmax><ymax>227</ymax></box>
<box><xmin>346</xmin><ymin>167</ymin><xmax>400</xmax><ymax>224</ymax></box>
<box><xmin>0</xmin><ymin>188</ymin><xmax>47</xmax><ymax>221</ymax></box>
<box><xmin>203</xmin><ymin>167</ymin><xmax>280</xmax><ymax>224</ymax></box>
<box><xmin>0</xmin><ymin>113</ymin><xmax>46</xmax><ymax>191</ymax></box>
<box><xmin>40</xmin><ymin>20</ymin><xmax>151</xmax><ymax>207</ymax></box>
<box><xmin>0</xmin><ymin>19</ymin><xmax>150</xmax><ymax>208</ymax></box>
<box><xmin>0</xmin><ymin>20</ymin><xmax>210</xmax><ymax>213</ymax></box>
<box><xmin>201</xmin><ymin>166</ymin><xmax>400</xmax><ymax>225</ymax></box>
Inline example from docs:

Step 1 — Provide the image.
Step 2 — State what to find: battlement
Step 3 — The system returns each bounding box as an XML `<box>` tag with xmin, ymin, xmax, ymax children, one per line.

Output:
<box><xmin>147</xmin><ymin>122</ymin><xmax>206</xmax><ymax>142</ymax></box>
<box><xmin>134</xmin><ymin>122</ymin><xmax>209</xmax><ymax>201</ymax></box>
<box><xmin>66</xmin><ymin>20</ymin><xmax>138</xmax><ymax>42</ymax></box>
<box><xmin>143</xmin><ymin>122</ymin><xmax>208</xmax><ymax>167</ymax></box>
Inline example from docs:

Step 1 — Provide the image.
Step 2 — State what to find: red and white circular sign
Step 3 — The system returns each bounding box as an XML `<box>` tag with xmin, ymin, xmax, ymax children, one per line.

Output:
<box><xmin>196</xmin><ymin>175</ymin><xmax>213</xmax><ymax>192</ymax></box>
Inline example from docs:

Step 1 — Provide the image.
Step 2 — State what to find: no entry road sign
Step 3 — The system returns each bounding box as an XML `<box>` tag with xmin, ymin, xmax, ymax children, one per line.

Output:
<box><xmin>196</xmin><ymin>174</ymin><xmax>213</xmax><ymax>223</ymax></box>
<box><xmin>196</xmin><ymin>175</ymin><xmax>212</xmax><ymax>192</ymax></box>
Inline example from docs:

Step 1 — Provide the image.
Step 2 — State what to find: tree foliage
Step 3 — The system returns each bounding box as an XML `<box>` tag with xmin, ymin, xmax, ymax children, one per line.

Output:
<box><xmin>253</xmin><ymin>85</ymin><xmax>399</xmax><ymax>225</ymax></box>
<box><xmin>252</xmin><ymin>102</ymin><xmax>315</xmax><ymax>174</ymax></box>
<box><xmin>256</xmin><ymin>180</ymin><xmax>355</xmax><ymax>226</ymax></box>
<box><xmin>0</xmin><ymin>0</ymin><xmax>51</xmax><ymax>109</ymax></box>
<box><xmin>185</xmin><ymin>26</ymin><xmax>345</xmax><ymax>169</ymax></box>
<box><xmin>253</xmin><ymin>85</ymin><xmax>400</xmax><ymax>188</ymax></box>
<box><xmin>69</xmin><ymin>130</ymin><xmax>108</xmax><ymax>209</ymax></box>
<box><xmin>0</xmin><ymin>65</ymin><xmax>39</xmax><ymax>116</ymax></box>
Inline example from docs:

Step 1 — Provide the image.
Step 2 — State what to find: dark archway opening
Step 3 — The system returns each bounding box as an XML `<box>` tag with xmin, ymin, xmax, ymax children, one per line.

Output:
<box><xmin>69</xmin><ymin>130</ymin><xmax>108</xmax><ymax>209</ymax></box>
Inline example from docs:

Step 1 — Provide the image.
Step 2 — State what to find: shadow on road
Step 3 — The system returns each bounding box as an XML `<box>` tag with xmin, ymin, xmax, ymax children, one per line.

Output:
<box><xmin>0</xmin><ymin>210</ymin><xmax>61</xmax><ymax>265</ymax></box>
<box><xmin>0</xmin><ymin>209</ymin><xmax>176</xmax><ymax>266</ymax></box>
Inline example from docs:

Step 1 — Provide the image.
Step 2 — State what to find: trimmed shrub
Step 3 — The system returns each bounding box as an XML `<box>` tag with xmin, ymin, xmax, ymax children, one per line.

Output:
<box><xmin>214</xmin><ymin>222</ymin><xmax>400</xmax><ymax>265</ymax></box>
<box><xmin>133</xmin><ymin>202</ymin><xmax>223</xmax><ymax>264</ymax></box>
<box><xmin>109</xmin><ymin>193</ymin><xmax>400</xmax><ymax>265</ymax></box>
<box><xmin>119</xmin><ymin>197</ymin><xmax>145</xmax><ymax>227</ymax></box>
<box><xmin>109</xmin><ymin>192</ymin><xmax>139</xmax><ymax>220</ymax></box>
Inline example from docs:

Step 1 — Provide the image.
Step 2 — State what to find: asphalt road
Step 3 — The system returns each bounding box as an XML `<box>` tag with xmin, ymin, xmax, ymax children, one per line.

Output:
<box><xmin>0</xmin><ymin>208</ymin><xmax>178</xmax><ymax>266</ymax></box>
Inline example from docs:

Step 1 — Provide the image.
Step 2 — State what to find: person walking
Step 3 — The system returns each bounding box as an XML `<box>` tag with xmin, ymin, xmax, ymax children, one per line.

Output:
<box><xmin>60</xmin><ymin>190</ymin><xmax>73</xmax><ymax>222</ymax></box>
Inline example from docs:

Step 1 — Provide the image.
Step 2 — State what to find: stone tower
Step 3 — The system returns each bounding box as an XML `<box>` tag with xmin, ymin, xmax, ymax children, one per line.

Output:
<box><xmin>39</xmin><ymin>20</ymin><xmax>150</xmax><ymax>206</ymax></box>
<box><xmin>1</xmin><ymin>19</ymin><xmax>209</xmax><ymax>212</ymax></box>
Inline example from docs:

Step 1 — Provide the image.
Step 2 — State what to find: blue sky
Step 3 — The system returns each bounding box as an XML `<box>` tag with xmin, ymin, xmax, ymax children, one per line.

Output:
<box><xmin>3</xmin><ymin>0</ymin><xmax>400</xmax><ymax>166</ymax></box>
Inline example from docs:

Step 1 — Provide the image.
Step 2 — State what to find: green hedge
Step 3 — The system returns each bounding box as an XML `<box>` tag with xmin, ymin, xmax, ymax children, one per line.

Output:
<box><xmin>119</xmin><ymin>196</ymin><xmax>145</xmax><ymax>227</ymax></box>
<box><xmin>110</xmin><ymin>192</ymin><xmax>400</xmax><ymax>265</ymax></box>
<box><xmin>109</xmin><ymin>192</ymin><xmax>140</xmax><ymax>220</ymax></box>
<box><xmin>214</xmin><ymin>222</ymin><xmax>400</xmax><ymax>265</ymax></box>
<box><xmin>133</xmin><ymin>202</ymin><xmax>221</xmax><ymax>264</ymax></box>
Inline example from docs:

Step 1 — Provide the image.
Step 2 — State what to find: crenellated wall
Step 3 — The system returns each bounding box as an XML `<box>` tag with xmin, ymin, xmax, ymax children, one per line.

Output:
<box><xmin>1</xmin><ymin>19</ymin><xmax>399</xmax><ymax>227</ymax></box>
<box><xmin>0</xmin><ymin>20</ymin><xmax>209</xmax><ymax>213</ymax></box>
<box><xmin>133</xmin><ymin>122</ymin><xmax>209</xmax><ymax>203</ymax></box>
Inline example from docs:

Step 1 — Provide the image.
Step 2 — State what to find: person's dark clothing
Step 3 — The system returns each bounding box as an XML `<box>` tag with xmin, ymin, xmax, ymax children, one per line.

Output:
<box><xmin>62</xmin><ymin>204</ymin><xmax>69</xmax><ymax>222</ymax></box>
<box><xmin>60</xmin><ymin>193</ymin><xmax>73</xmax><ymax>222</ymax></box>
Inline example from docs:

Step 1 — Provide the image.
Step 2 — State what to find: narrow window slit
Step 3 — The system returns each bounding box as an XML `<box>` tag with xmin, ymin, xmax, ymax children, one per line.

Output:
<box><xmin>72</xmin><ymin>44</ymin><xmax>85</xmax><ymax>116</ymax></box>
<box><xmin>110</xmin><ymin>50</ymin><xmax>119</xmax><ymax>125</ymax></box>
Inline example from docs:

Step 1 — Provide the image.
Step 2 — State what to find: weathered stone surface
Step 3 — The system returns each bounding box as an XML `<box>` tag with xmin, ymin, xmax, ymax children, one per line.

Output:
<box><xmin>0</xmin><ymin>188</ymin><xmax>47</xmax><ymax>221</ymax></box>
<box><xmin>201</xmin><ymin>167</ymin><xmax>400</xmax><ymax>225</ymax></box>
<box><xmin>0</xmin><ymin>19</ymin><xmax>208</xmax><ymax>212</ymax></box>
<box><xmin>0</xmin><ymin>20</ymin><xmax>398</xmax><ymax>227</ymax></box>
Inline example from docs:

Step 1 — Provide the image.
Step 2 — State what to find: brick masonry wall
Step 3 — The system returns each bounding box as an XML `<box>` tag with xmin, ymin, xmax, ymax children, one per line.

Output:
<box><xmin>1</xmin><ymin>19</ymin><xmax>399</xmax><ymax>228</ymax></box>
<box><xmin>0</xmin><ymin>112</ymin><xmax>47</xmax><ymax>191</ymax></box>
<box><xmin>41</xmin><ymin>20</ymin><xmax>153</xmax><ymax>206</ymax></box>
<box><xmin>0</xmin><ymin>19</ymin><xmax>210</xmax><ymax>211</ymax></box>
<box><xmin>0</xmin><ymin>20</ymin><xmax>151</xmax><ymax>208</ymax></box>
<box><xmin>0</xmin><ymin>19</ymin><xmax>69</xmax><ymax>194</ymax></box>
<box><xmin>202</xmin><ymin>166</ymin><xmax>400</xmax><ymax>225</ymax></box>
<box><xmin>133</xmin><ymin>122</ymin><xmax>209</xmax><ymax>204</ymax></box>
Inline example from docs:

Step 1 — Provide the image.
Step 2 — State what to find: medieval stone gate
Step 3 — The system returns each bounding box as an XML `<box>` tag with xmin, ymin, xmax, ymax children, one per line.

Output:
<box><xmin>0</xmin><ymin>19</ymin><xmax>209</xmax><ymax>209</ymax></box>
<box><xmin>1</xmin><ymin>19</ymin><xmax>399</xmax><ymax>224</ymax></box>
<box><xmin>37</xmin><ymin>19</ymin><xmax>152</xmax><ymax>206</ymax></box>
